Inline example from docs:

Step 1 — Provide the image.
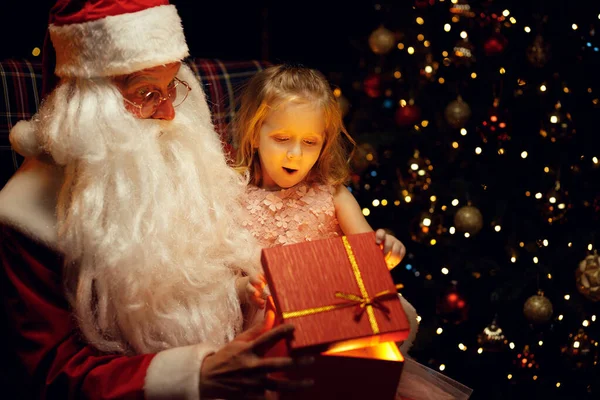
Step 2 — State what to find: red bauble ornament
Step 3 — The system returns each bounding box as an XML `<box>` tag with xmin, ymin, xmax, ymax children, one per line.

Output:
<box><xmin>513</xmin><ymin>345</ymin><xmax>540</xmax><ymax>373</ymax></box>
<box><xmin>483</xmin><ymin>32</ymin><xmax>508</xmax><ymax>56</ymax></box>
<box><xmin>363</xmin><ymin>74</ymin><xmax>382</xmax><ymax>98</ymax></box>
<box><xmin>437</xmin><ymin>282</ymin><xmax>469</xmax><ymax>324</ymax></box>
<box><xmin>395</xmin><ymin>104</ymin><xmax>421</xmax><ymax>127</ymax></box>
<box><xmin>479</xmin><ymin>98</ymin><xmax>511</xmax><ymax>143</ymax></box>
<box><xmin>415</xmin><ymin>0</ymin><xmax>435</xmax><ymax>8</ymax></box>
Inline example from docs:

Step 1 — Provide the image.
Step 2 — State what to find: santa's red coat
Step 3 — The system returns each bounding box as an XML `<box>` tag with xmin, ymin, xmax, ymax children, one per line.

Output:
<box><xmin>0</xmin><ymin>158</ymin><xmax>217</xmax><ymax>399</ymax></box>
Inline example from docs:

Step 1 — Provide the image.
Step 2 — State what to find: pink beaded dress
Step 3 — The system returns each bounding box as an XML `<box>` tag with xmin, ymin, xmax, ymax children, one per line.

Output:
<box><xmin>242</xmin><ymin>182</ymin><xmax>343</xmax><ymax>248</ymax></box>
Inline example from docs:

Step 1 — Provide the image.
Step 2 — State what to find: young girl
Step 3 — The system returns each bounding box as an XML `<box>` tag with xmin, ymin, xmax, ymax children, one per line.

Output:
<box><xmin>233</xmin><ymin>64</ymin><xmax>404</xmax><ymax>269</ymax></box>
<box><xmin>233</xmin><ymin>64</ymin><xmax>472</xmax><ymax>400</ymax></box>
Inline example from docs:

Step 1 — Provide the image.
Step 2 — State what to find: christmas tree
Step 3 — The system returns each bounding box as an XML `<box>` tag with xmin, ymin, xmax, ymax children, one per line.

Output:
<box><xmin>327</xmin><ymin>1</ymin><xmax>600</xmax><ymax>398</ymax></box>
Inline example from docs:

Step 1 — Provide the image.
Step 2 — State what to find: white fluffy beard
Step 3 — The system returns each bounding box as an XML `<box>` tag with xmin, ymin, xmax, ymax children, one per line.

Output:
<box><xmin>35</xmin><ymin>65</ymin><xmax>260</xmax><ymax>354</ymax></box>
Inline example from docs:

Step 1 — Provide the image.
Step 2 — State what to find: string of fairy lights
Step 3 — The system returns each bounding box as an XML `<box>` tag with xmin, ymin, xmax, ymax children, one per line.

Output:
<box><xmin>22</xmin><ymin>0</ymin><xmax>599</xmax><ymax>393</ymax></box>
<box><xmin>337</xmin><ymin>0</ymin><xmax>600</xmax><ymax>392</ymax></box>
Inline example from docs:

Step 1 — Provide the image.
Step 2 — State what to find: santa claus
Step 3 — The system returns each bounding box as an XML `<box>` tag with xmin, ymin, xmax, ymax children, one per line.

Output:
<box><xmin>0</xmin><ymin>1</ymin><xmax>310</xmax><ymax>399</ymax></box>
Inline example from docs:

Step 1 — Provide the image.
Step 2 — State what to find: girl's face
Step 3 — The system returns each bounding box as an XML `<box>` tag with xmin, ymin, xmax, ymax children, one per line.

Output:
<box><xmin>257</xmin><ymin>102</ymin><xmax>325</xmax><ymax>190</ymax></box>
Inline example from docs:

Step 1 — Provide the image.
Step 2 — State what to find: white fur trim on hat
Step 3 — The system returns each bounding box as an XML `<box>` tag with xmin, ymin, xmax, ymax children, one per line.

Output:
<box><xmin>49</xmin><ymin>5</ymin><xmax>189</xmax><ymax>78</ymax></box>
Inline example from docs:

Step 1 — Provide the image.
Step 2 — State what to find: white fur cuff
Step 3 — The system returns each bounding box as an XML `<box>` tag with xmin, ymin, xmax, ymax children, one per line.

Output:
<box><xmin>49</xmin><ymin>5</ymin><xmax>189</xmax><ymax>78</ymax></box>
<box><xmin>398</xmin><ymin>294</ymin><xmax>419</xmax><ymax>355</ymax></box>
<box><xmin>145</xmin><ymin>343</ymin><xmax>219</xmax><ymax>400</ymax></box>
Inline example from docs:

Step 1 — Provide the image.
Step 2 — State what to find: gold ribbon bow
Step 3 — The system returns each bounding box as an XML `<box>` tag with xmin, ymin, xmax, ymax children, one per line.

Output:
<box><xmin>281</xmin><ymin>236</ymin><xmax>397</xmax><ymax>334</ymax></box>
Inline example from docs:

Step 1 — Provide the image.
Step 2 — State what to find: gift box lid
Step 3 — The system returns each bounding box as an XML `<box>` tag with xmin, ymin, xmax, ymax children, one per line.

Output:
<box><xmin>261</xmin><ymin>231</ymin><xmax>410</xmax><ymax>354</ymax></box>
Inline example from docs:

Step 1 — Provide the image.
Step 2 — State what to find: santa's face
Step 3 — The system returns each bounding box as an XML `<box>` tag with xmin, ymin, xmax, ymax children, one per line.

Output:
<box><xmin>113</xmin><ymin>62</ymin><xmax>183</xmax><ymax>120</ymax></box>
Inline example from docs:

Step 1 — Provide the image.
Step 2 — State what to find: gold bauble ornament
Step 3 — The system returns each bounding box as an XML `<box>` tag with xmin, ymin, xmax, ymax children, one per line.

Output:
<box><xmin>397</xmin><ymin>149</ymin><xmax>432</xmax><ymax>193</ymax></box>
<box><xmin>368</xmin><ymin>25</ymin><xmax>396</xmax><ymax>55</ymax></box>
<box><xmin>523</xmin><ymin>290</ymin><xmax>553</xmax><ymax>324</ymax></box>
<box><xmin>477</xmin><ymin>317</ymin><xmax>508</xmax><ymax>352</ymax></box>
<box><xmin>409</xmin><ymin>205</ymin><xmax>445</xmax><ymax>245</ymax></box>
<box><xmin>419</xmin><ymin>52</ymin><xmax>440</xmax><ymax>81</ymax></box>
<box><xmin>576</xmin><ymin>251</ymin><xmax>600</xmax><ymax>302</ymax></box>
<box><xmin>452</xmin><ymin>38</ymin><xmax>476</xmax><ymax>67</ymax></box>
<box><xmin>444</xmin><ymin>95</ymin><xmax>472</xmax><ymax>129</ymax></box>
<box><xmin>540</xmin><ymin>180</ymin><xmax>570</xmax><ymax>224</ymax></box>
<box><xmin>449</xmin><ymin>0</ymin><xmax>475</xmax><ymax>18</ymax></box>
<box><xmin>539</xmin><ymin>101</ymin><xmax>575</xmax><ymax>141</ymax></box>
<box><xmin>560</xmin><ymin>328</ymin><xmax>599</xmax><ymax>370</ymax></box>
<box><xmin>454</xmin><ymin>205</ymin><xmax>483</xmax><ymax>234</ymax></box>
<box><xmin>526</xmin><ymin>34</ymin><xmax>551</xmax><ymax>68</ymax></box>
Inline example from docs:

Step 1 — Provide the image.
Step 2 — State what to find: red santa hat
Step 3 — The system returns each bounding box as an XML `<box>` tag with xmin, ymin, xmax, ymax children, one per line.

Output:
<box><xmin>10</xmin><ymin>0</ymin><xmax>189</xmax><ymax>158</ymax></box>
<box><xmin>47</xmin><ymin>0</ymin><xmax>189</xmax><ymax>79</ymax></box>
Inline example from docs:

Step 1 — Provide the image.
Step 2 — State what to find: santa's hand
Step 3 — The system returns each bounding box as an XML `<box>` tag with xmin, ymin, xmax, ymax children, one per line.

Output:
<box><xmin>375</xmin><ymin>229</ymin><xmax>406</xmax><ymax>270</ymax></box>
<box><xmin>199</xmin><ymin>323</ymin><xmax>314</xmax><ymax>399</ymax></box>
<box><xmin>237</xmin><ymin>274</ymin><xmax>267</xmax><ymax>309</ymax></box>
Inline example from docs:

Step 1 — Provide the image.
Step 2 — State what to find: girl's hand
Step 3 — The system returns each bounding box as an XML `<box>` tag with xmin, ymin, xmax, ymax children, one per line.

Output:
<box><xmin>237</xmin><ymin>274</ymin><xmax>267</xmax><ymax>309</ymax></box>
<box><xmin>375</xmin><ymin>229</ymin><xmax>406</xmax><ymax>270</ymax></box>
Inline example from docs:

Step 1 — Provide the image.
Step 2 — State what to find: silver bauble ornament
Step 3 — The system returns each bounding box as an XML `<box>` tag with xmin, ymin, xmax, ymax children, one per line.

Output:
<box><xmin>445</xmin><ymin>96</ymin><xmax>472</xmax><ymax>129</ymax></box>
<box><xmin>454</xmin><ymin>205</ymin><xmax>483</xmax><ymax>234</ymax></box>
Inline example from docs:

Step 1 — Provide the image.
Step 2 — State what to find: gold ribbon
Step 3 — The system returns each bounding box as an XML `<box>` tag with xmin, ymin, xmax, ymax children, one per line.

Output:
<box><xmin>281</xmin><ymin>236</ymin><xmax>397</xmax><ymax>334</ymax></box>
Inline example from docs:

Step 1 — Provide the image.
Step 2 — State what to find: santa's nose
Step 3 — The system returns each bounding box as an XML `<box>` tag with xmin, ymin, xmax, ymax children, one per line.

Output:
<box><xmin>152</xmin><ymin>100</ymin><xmax>175</xmax><ymax>121</ymax></box>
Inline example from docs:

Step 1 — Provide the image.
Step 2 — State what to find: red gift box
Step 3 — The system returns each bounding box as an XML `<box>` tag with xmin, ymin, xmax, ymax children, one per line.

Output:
<box><xmin>261</xmin><ymin>231</ymin><xmax>410</xmax><ymax>355</ymax></box>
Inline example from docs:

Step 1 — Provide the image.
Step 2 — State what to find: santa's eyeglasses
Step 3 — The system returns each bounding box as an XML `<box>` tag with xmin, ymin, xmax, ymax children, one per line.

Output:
<box><xmin>123</xmin><ymin>77</ymin><xmax>191</xmax><ymax>118</ymax></box>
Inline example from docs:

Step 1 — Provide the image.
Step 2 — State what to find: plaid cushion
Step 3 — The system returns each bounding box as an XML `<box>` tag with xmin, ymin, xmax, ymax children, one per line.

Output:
<box><xmin>0</xmin><ymin>58</ymin><xmax>270</xmax><ymax>189</ymax></box>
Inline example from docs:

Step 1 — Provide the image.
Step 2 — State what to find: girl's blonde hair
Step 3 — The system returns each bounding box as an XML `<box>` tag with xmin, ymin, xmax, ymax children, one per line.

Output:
<box><xmin>232</xmin><ymin>64</ymin><xmax>355</xmax><ymax>187</ymax></box>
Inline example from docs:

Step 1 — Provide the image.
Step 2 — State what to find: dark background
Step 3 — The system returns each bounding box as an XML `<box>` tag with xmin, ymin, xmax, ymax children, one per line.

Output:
<box><xmin>1</xmin><ymin>1</ymin><xmax>363</xmax><ymax>71</ymax></box>
<box><xmin>2</xmin><ymin>1</ymin><xmax>600</xmax><ymax>399</ymax></box>
<box><xmin>3</xmin><ymin>1</ymin><xmax>599</xmax><ymax>70</ymax></box>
